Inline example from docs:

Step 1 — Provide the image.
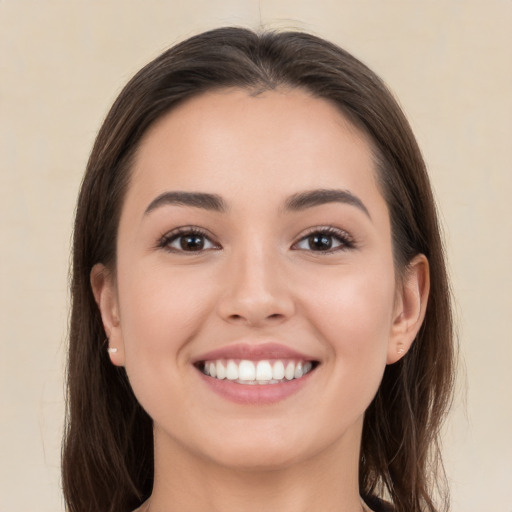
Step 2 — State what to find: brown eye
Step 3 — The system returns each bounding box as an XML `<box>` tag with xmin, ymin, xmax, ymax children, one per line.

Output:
<box><xmin>179</xmin><ymin>234</ymin><xmax>206</xmax><ymax>251</ymax></box>
<box><xmin>307</xmin><ymin>233</ymin><xmax>334</xmax><ymax>251</ymax></box>
<box><xmin>293</xmin><ymin>228</ymin><xmax>353</xmax><ymax>253</ymax></box>
<box><xmin>160</xmin><ymin>228</ymin><xmax>219</xmax><ymax>253</ymax></box>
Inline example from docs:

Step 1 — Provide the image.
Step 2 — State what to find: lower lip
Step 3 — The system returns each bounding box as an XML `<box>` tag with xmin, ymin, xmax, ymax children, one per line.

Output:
<box><xmin>196</xmin><ymin>368</ymin><xmax>315</xmax><ymax>405</ymax></box>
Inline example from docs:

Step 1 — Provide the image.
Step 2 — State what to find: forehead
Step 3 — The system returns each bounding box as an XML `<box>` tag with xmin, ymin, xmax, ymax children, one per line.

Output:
<box><xmin>127</xmin><ymin>87</ymin><xmax>383</xmax><ymax>213</ymax></box>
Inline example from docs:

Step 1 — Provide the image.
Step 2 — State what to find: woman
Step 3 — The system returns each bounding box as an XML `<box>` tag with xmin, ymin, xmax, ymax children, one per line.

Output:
<box><xmin>62</xmin><ymin>27</ymin><xmax>454</xmax><ymax>512</ymax></box>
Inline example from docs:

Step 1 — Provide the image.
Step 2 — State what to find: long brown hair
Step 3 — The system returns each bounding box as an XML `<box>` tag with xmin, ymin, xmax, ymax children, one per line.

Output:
<box><xmin>63</xmin><ymin>27</ymin><xmax>454</xmax><ymax>512</ymax></box>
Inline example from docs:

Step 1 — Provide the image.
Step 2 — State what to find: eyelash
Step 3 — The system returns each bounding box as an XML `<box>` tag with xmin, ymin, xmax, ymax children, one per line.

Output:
<box><xmin>157</xmin><ymin>225</ymin><xmax>355</xmax><ymax>254</ymax></box>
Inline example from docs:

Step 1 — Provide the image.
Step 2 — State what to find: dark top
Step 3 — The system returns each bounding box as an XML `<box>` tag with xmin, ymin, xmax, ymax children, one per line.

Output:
<box><xmin>365</xmin><ymin>496</ymin><xmax>395</xmax><ymax>512</ymax></box>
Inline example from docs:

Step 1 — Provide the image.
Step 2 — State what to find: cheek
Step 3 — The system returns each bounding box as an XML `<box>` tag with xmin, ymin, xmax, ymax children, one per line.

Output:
<box><xmin>115</xmin><ymin>262</ymin><xmax>214</xmax><ymax>421</ymax></box>
<box><xmin>302</xmin><ymin>265</ymin><xmax>396</xmax><ymax>401</ymax></box>
<box><xmin>308</xmin><ymin>279</ymin><xmax>394</xmax><ymax>438</ymax></box>
<box><xmin>116</xmin><ymin>261</ymin><xmax>213</xmax><ymax>363</ymax></box>
<box><xmin>306</xmin><ymin>264</ymin><xmax>395</xmax><ymax>346</ymax></box>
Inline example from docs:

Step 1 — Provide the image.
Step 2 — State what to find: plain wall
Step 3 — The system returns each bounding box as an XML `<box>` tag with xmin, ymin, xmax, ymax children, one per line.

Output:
<box><xmin>1</xmin><ymin>1</ymin><xmax>511</xmax><ymax>510</ymax></box>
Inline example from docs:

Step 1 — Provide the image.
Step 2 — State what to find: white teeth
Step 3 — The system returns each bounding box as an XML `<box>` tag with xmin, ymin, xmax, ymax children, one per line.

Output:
<box><xmin>256</xmin><ymin>361</ymin><xmax>273</xmax><ymax>381</ymax></box>
<box><xmin>202</xmin><ymin>359</ymin><xmax>315</xmax><ymax>384</ymax></box>
<box><xmin>238</xmin><ymin>360</ymin><xmax>256</xmax><ymax>380</ymax></box>
<box><xmin>216</xmin><ymin>361</ymin><xmax>226</xmax><ymax>379</ymax></box>
<box><xmin>285</xmin><ymin>361</ymin><xmax>295</xmax><ymax>380</ymax></box>
<box><xmin>226</xmin><ymin>360</ymin><xmax>239</xmax><ymax>380</ymax></box>
<box><xmin>272</xmin><ymin>360</ymin><xmax>285</xmax><ymax>380</ymax></box>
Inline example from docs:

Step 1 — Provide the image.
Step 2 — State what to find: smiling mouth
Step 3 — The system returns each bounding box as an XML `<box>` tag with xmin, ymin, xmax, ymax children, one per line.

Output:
<box><xmin>196</xmin><ymin>359</ymin><xmax>319</xmax><ymax>385</ymax></box>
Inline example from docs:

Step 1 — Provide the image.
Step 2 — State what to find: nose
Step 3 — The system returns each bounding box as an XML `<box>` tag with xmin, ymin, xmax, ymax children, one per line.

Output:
<box><xmin>215</xmin><ymin>245</ymin><xmax>295</xmax><ymax>327</ymax></box>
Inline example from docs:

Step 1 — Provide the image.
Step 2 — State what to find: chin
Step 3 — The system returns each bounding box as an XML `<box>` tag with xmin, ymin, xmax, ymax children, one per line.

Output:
<box><xmin>203</xmin><ymin>441</ymin><xmax>308</xmax><ymax>472</ymax></box>
<box><xmin>184</xmin><ymin>418</ymin><xmax>338</xmax><ymax>473</ymax></box>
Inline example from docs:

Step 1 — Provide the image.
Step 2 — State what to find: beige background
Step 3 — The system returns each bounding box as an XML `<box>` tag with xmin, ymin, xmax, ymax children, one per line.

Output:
<box><xmin>1</xmin><ymin>1</ymin><xmax>511</xmax><ymax>511</ymax></box>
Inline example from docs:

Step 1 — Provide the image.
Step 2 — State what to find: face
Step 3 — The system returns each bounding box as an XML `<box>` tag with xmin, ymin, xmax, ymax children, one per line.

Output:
<box><xmin>93</xmin><ymin>88</ymin><xmax>427</xmax><ymax>471</ymax></box>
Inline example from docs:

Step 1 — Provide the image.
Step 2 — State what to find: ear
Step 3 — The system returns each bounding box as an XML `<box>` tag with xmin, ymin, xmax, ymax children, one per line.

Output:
<box><xmin>387</xmin><ymin>254</ymin><xmax>430</xmax><ymax>364</ymax></box>
<box><xmin>90</xmin><ymin>263</ymin><xmax>125</xmax><ymax>366</ymax></box>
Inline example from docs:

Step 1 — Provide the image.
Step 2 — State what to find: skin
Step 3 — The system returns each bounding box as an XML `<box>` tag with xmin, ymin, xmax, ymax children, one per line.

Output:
<box><xmin>92</xmin><ymin>88</ymin><xmax>429</xmax><ymax>512</ymax></box>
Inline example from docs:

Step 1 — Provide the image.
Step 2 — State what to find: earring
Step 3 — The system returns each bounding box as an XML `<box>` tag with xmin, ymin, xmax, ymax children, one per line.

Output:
<box><xmin>397</xmin><ymin>347</ymin><xmax>405</xmax><ymax>355</ymax></box>
<box><xmin>107</xmin><ymin>347</ymin><xmax>118</xmax><ymax>354</ymax></box>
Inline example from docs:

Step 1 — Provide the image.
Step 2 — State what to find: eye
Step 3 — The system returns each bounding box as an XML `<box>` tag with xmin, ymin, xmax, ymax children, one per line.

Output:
<box><xmin>158</xmin><ymin>227</ymin><xmax>220</xmax><ymax>253</ymax></box>
<box><xmin>293</xmin><ymin>227</ymin><xmax>354</xmax><ymax>253</ymax></box>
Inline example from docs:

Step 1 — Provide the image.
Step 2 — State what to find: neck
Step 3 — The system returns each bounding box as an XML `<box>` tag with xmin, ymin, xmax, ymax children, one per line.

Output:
<box><xmin>147</xmin><ymin>418</ymin><xmax>366</xmax><ymax>512</ymax></box>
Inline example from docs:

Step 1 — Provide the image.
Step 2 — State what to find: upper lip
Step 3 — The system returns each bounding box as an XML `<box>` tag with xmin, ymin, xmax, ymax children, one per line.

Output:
<box><xmin>192</xmin><ymin>342</ymin><xmax>318</xmax><ymax>363</ymax></box>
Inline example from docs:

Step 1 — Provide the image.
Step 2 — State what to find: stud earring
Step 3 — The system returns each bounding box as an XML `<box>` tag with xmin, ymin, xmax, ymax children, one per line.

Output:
<box><xmin>397</xmin><ymin>347</ymin><xmax>405</xmax><ymax>355</ymax></box>
<box><xmin>107</xmin><ymin>347</ymin><xmax>118</xmax><ymax>354</ymax></box>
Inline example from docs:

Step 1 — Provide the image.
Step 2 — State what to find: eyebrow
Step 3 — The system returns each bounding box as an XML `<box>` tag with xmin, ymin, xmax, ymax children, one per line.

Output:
<box><xmin>284</xmin><ymin>188</ymin><xmax>371</xmax><ymax>218</ymax></box>
<box><xmin>144</xmin><ymin>191</ymin><xmax>227</xmax><ymax>215</ymax></box>
<box><xmin>144</xmin><ymin>188</ymin><xmax>370</xmax><ymax>218</ymax></box>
